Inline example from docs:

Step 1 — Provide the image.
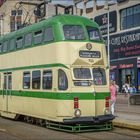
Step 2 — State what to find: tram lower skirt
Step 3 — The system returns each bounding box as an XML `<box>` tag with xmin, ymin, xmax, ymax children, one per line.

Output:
<box><xmin>46</xmin><ymin>121</ymin><xmax>113</xmax><ymax>132</ymax></box>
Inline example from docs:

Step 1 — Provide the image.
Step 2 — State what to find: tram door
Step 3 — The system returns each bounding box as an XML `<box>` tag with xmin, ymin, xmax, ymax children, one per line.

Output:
<box><xmin>2</xmin><ymin>72</ymin><xmax>12</xmax><ymax>112</ymax></box>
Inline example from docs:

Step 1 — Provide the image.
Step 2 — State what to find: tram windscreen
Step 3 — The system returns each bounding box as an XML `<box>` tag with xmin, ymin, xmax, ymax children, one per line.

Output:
<box><xmin>92</xmin><ymin>68</ymin><xmax>106</xmax><ymax>85</ymax></box>
<box><xmin>73</xmin><ymin>68</ymin><xmax>91</xmax><ymax>79</ymax></box>
<box><xmin>63</xmin><ymin>25</ymin><xmax>85</xmax><ymax>40</ymax></box>
<box><xmin>86</xmin><ymin>26</ymin><xmax>102</xmax><ymax>41</ymax></box>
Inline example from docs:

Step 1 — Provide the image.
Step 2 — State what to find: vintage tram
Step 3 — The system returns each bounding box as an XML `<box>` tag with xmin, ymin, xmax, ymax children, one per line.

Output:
<box><xmin>0</xmin><ymin>15</ymin><xmax>114</xmax><ymax>132</ymax></box>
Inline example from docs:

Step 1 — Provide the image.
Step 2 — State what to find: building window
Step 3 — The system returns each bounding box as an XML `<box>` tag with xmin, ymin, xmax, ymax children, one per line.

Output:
<box><xmin>44</xmin><ymin>27</ymin><xmax>54</xmax><ymax>42</ymax></box>
<box><xmin>120</xmin><ymin>5</ymin><xmax>140</xmax><ymax>30</ymax></box>
<box><xmin>32</xmin><ymin>70</ymin><xmax>41</xmax><ymax>89</ymax></box>
<box><xmin>58</xmin><ymin>69</ymin><xmax>68</xmax><ymax>90</ymax></box>
<box><xmin>10</xmin><ymin>10</ymin><xmax>22</xmax><ymax>32</ymax></box>
<box><xmin>23</xmin><ymin>72</ymin><xmax>30</xmax><ymax>89</ymax></box>
<box><xmin>43</xmin><ymin>70</ymin><xmax>52</xmax><ymax>90</ymax></box>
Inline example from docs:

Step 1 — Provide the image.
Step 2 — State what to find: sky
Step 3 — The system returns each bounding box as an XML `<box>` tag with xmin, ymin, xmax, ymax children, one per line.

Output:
<box><xmin>51</xmin><ymin>0</ymin><xmax>117</xmax><ymax>8</ymax></box>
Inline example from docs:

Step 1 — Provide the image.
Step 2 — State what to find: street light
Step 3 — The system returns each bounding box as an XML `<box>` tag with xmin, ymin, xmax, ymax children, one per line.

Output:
<box><xmin>104</xmin><ymin>0</ymin><xmax>110</xmax><ymax>69</ymax></box>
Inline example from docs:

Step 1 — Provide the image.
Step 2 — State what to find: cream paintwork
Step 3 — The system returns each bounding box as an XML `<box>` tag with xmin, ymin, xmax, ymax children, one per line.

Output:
<box><xmin>0</xmin><ymin>42</ymin><xmax>106</xmax><ymax>69</ymax></box>
<box><xmin>0</xmin><ymin>94</ymin><xmax>105</xmax><ymax>122</ymax></box>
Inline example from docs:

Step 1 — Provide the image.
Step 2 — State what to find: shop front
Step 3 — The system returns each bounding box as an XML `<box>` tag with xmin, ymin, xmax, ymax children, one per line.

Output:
<box><xmin>109</xmin><ymin>28</ymin><xmax>140</xmax><ymax>92</ymax></box>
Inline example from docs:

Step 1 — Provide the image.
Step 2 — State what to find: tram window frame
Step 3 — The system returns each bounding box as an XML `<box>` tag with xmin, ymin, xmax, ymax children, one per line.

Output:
<box><xmin>58</xmin><ymin>69</ymin><xmax>68</xmax><ymax>90</ymax></box>
<box><xmin>92</xmin><ymin>68</ymin><xmax>106</xmax><ymax>85</ymax></box>
<box><xmin>16</xmin><ymin>36</ymin><xmax>23</xmax><ymax>49</ymax></box>
<box><xmin>32</xmin><ymin>70</ymin><xmax>41</xmax><ymax>90</ymax></box>
<box><xmin>23</xmin><ymin>71</ymin><xmax>30</xmax><ymax>89</ymax></box>
<box><xmin>44</xmin><ymin>26</ymin><xmax>54</xmax><ymax>42</ymax></box>
<box><xmin>9</xmin><ymin>38</ymin><xmax>15</xmax><ymax>51</ymax></box>
<box><xmin>0</xmin><ymin>43</ymin><xmax>2</xmax><ymax>53</ymax></box>
<box><xmin>24</xmin><ymin>33</ymin><xmax>32</xmax><ymax>47</ymax></box>
<box><xmin>42</xmin><ymin>70</ymin><xmax>52</xmax><ymax>90</ymax></box>
<box><xmin>63</xmin><ymin>25</ymin><xmax>85</xmax><ymax>40</ymax></box>
<box><xmin>34</xmin><ymin>30</ymin><xmax>43</xmax><ymax>45</ymax></box>
<box><xmin>2</xmin><ymin>41</ymin><xmax>8</xmax><ymax>53</ymax></box>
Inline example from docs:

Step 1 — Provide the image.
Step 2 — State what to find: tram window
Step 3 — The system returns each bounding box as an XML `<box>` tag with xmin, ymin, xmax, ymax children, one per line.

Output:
<box><xmin>3</xmin><ymin>41</ymin><xmax>8</xmax><ymax>52</ymax></box>
<box><xmin>63</xmin><ymin>25</ymin><xmax>85</xmax><ymax>40</ymax></box>
<box><xmin>0</xmin><ymin>74</ymin><xmax>1</xmax><ymax>88</ymax></box>
<box><xmin>86</xmin><ymin>26</ymin><xmax>101</xmax><ymax>41</ymax></box>
<box><xmin>43</xmin><ymin>70</ymin><xmax>52</xmax><ymax>90</ymax></box>
<box><xmin>58</xmin><ymin>69</ymin><xmax>68</xmax><ymax>90</ymax></box>
<box><xmin>9</xmin><ymin>39</ymin><xmax>15</xmax><ymax>51</ymax></box>
<box><xmin>16</xmin><ymin>37</ymin><xmax>23</xmax><ymax>49</ymax></box>
<box><xmin>32</xmin><ymin>70</ymin><xmax>41</xmax><ymax>89</ymax></box>
<box><xmin>44</xmin><ymin>27</ymin><xmax>54</xmax><ymax>42</ymax></box>
<box><xmin>92</xmin><ymin>68</ymin><xmax>106</xmax><ymax>85</ymax></box>
<box><xmin>73</xmin><ymin>68</ymin><xmax>91</xmax><ymax>79</ymax></box>
<box><xmin>34</xmin><ymin>30</ymin><xmax>43</xmax><ymax>45</ymax></box>
<box><xmin>23</xmin><ymin>72</ymin><xmax>30</xmax><ymax>89</ymax></box>
<box><xmin>25</xmin><ymin>33</ymin><xmax>32</xmax><ymax>47</ymax></box>
<box><xmin>0</xmin><ymin>43</ymin><xmax>2</xmax><ymax>53</ymax></box>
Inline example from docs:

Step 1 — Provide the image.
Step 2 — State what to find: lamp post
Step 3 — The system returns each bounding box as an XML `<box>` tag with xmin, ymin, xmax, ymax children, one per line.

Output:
<box><xmin>104</xmin><ymin>0</ymin><xmax>110</xmax><ymax>69</ymax></box>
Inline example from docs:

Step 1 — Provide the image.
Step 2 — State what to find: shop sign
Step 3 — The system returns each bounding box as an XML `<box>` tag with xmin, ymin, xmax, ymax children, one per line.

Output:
<box><xmin>104</xmin><ymin>28</ymin><xmax>140</xmax><ymax>60</ymax></box>
<box><xmin>94</xmin><ymin>11</ymin><xmax>117</xmax><ymax>35</ymax></box>
<box><xmin>119</xmin><ymin>64</ymin><xmax>134</xmax><ymax>69</ymax></box>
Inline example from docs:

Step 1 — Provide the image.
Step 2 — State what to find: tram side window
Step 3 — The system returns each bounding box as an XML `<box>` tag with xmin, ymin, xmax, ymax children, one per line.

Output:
<box><xmin>23</xmin><ymin>72</ymin><xmax>30</xmax><ymax>89</ymax></box>
<box><xmin>63</xmin><ymin>25</ymin><xmax>85</xmax><ymax>40</ymax></box>
<box><xmin>3</xmin><ymin>41</ymin><xmax>8</xmax><ymax>53</ymax></box>
<box><xmin>58</xmin><ymin>69</ymin><xmax>68</xmax><ymax>90</ymax></box>
<box><xmin>44</xmin><ymin>27</ymin><xmax>54</xmax><ymax>42</ymax></box>
<box><xmin>9</xmin><ymin>39</ymin><xmax>15</xmax><ymax>51</ymax></box>
<box><xmin>16</xmin><ymin>37</ymin><xmax>23</xmax><ymax>49</ymax></box>
<box><xmin>32</xmin><ymin>70</ymin><xmax>41</xmax><ymax>89</ymax></box>
<box><xmin>86</xmin><ymin>26</ymin><xmax>101</xmax><ymax>41</ymax></box>
<box><xmin>0</xmin><ymin>43</ymin><xmax>2</xmax><ymax>53</ymax></box>
<box><xmin>25</xmin><ymin>33</ymin><xmax>32</xmax><ymax>47</ymax></box>
<box><xmin>43</xmin><ymin>70</ymin><xmax>52</xmax><ymax>90</ymax></box>
<box><xmin>34</xmin><ymin>30</ymin><xmax>42</xmax><ymax>45</ymax></box>
<box><xmin>92</xmin><ymin>68</ymin><xmax>106</xmax><ymax>85</ymax></box>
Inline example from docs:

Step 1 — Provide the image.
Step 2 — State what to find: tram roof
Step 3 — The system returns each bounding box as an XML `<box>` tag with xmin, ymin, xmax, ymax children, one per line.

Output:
<box><xmin>1</xmin><ymin>14</ymin><xmax>99</xmax><ymax>41</ymax></box>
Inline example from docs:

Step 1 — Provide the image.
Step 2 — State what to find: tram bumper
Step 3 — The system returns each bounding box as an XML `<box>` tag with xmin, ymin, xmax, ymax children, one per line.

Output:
<box><xmin>63</xmin><ymin>114</ymin><xmax>115</xmax><ymax>125</ymax></box>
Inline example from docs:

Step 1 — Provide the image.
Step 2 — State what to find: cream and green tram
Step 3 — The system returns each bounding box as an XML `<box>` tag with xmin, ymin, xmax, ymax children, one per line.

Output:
<box><xmin>0</xmin><ymin>15</ymin><xmax>114</xmax><ymax>132</ymax></box>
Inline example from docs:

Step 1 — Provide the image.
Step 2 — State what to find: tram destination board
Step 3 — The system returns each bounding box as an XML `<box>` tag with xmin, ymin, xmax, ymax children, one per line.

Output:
<box><xmin>79</xmin><ymin>50</ymin><xmax>101</xmax><ymax>58</ymax></box>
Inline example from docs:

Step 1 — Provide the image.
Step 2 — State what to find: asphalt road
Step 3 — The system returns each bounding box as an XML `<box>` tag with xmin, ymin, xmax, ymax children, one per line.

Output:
<box><xmin>0</xmin><ymin>117</ymin><xmax>140</xmax><ymax>140</ymax></box>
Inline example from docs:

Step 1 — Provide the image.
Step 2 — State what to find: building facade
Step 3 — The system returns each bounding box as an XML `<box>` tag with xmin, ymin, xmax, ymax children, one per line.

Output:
<box><xmin>90</xmin><ymin>0</ymin><xmax>140</xmax><ymax>92</ymax></box>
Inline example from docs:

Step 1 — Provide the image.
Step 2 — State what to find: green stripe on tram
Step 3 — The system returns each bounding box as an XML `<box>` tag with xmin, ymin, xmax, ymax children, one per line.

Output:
<box><xmin>0</xmin><ymin>63</ymin><xmax>68</xmax><ymax>72</ymax></box>
<box><xmin>0</xmin><ymin>90</ymin><xmax>110</xmax><ymax>100</ymax></box>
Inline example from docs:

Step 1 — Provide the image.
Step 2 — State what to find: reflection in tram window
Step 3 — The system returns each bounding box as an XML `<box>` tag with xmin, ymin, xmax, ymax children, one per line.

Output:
<box><xmin>32</xmin><ymin>70</ymin><xmax>41</xmax><ymax>89</ymax></box>
<box><xmin>43</xmin><ymin>70</ymin><xmax>52</xmax><ymax>90</ymax></box>
<box><xmin>23</xmin><ymin>72</ymin><xmax>30</xmax><ymax>89</ymax></box>
<box><xmin>73</xmin><ymin>68</ymin><xmax>91</xmax><ymax>79</ymax></box>
<box><xmin>58</xmin><ymin>69</ymin><xmax>68</xmax><ymax>90</ymax></box>
<box><xmin>92</xmin><ymin>68</ymin><xmax>106</xmax><ymax>85</ymax></box>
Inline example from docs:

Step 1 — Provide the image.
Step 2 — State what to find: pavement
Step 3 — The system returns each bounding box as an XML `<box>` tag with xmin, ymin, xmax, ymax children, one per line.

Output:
<box><xmin>112</xmin><ymin>94</ymin><xmax>140</xmax><ymax>131</ymax></box>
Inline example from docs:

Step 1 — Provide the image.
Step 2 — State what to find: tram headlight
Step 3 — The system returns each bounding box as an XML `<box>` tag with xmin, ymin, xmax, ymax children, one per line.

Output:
<box><xmin>74</xmin><ymin>109</ymin><xmax>81</xmax><ymax>117</ymax></box>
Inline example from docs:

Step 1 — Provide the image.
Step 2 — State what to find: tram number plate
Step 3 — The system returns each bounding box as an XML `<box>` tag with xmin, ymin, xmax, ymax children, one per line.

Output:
<box><xmin>79</xmin><ymin>51</ymin><xmax>101</xmax><ymax>58</ymax></box>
